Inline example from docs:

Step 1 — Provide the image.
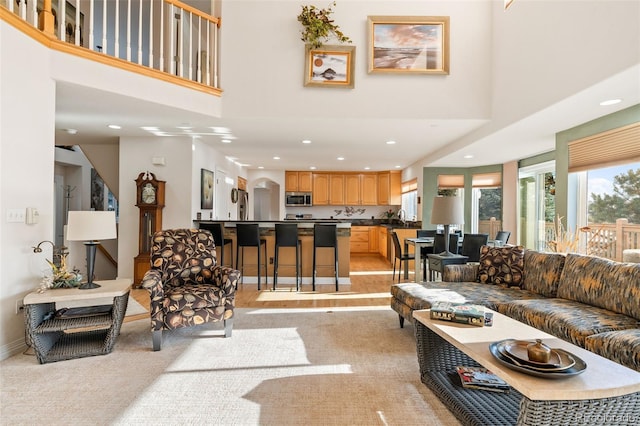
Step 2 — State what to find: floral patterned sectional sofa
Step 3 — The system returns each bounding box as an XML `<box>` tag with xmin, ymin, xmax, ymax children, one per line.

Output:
<box><xmin>391</xmin><ymin>247</ymin><xmax>640</xmax><ymax>372</ymax></box>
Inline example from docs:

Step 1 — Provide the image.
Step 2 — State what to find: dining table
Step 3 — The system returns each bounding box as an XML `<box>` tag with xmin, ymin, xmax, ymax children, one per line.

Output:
<box><xmin>403</xmin><ymin>237</ymin><xmax>434</xmax><ymax>281</ymax></box>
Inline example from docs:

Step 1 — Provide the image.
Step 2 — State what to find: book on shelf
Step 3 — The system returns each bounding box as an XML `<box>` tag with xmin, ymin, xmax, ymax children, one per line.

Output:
<box><xmin>430</xmin><ymin>301</ymin><xmax>489</xmax><ymax>327</ymax></box>
<box><xmin>455</xmin><ymin>366</ymin><xmax>510</xmax><ymax>393</ymax></box>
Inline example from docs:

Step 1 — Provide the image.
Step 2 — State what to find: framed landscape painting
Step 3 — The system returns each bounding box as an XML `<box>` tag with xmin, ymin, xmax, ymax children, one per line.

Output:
<box><xmin>304</xmin><ymin>45</ymin><xmax>355</xmax><ymax>88</ymax></box>
<box><xmin>368</xmin><ymin>16</ymin><xmax>449</xmax><ymax>75</ymax></box>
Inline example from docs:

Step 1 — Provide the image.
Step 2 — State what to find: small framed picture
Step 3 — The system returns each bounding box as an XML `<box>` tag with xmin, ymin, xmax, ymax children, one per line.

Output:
<box><xmin>200</xmin><ymin>169</ymin><xmax>214</xmax><ymax>209</ymax></box>
<box><xmin>304</xmin><ymin>45</ymin><xmax>355</xmax><ymax>88</ymax></box>
<box><xmin>368</xmin><ymin>16</ymin><xmax>450</xmax><ymax>75</ymax></box>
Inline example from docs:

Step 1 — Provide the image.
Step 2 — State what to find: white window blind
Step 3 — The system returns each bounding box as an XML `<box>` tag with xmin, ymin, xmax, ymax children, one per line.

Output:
<box><xmin>437</xmin><ymin>174</ymin><xmax>464</xmax><ymax>188</ymax></box>
<box><xmin>568</xmin><ymin>122</ymin><xmax>640</xmax><ymax>172</ymax></box>
<box><xmin>472</xmin><ymin>172</ymin><xmax>502</xmax><ymax>188</ymax></box>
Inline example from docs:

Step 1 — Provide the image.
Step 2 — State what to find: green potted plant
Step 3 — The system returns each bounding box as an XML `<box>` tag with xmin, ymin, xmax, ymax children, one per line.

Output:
<box><xmin>297</xmin><ymin>2</ymin><xmax>351</xmax><ymax>49</ymax></box>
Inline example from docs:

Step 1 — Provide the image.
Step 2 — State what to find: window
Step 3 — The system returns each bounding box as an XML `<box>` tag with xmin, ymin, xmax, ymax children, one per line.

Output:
<box><xmin>472</xmin><ymin>172</ymin><xmax>502</xmax><ymax>235</ymax></box>
<box><xmin>572</xmin><ymin>161</ymin><xmax>640</xmax><ymax>259</ymax></box>
<box><xmin>568</xmin><ymin>123</ymin><xmax>640</xmax><ymax>260</ymax></box>
<box><xmin>518</xmin><ymin>161</ymin><xmax>555</xmax><ymax>251</ymax></box>
<box><xmin>401</xmin><ymin>179</ymin><xmax>418</xmax><ymax>221</ymax></box>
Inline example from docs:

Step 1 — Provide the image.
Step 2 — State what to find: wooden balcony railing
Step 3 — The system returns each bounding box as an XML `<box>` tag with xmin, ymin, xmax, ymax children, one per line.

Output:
<box><xmin>1</xmin><ymin>0</ymin><xmax>220</xmax><ymax>93</ymax></box>
<box><xmin>545</xmin><ymin>218</ymin><xmax>639</xmax><ymax>262</ymax></box>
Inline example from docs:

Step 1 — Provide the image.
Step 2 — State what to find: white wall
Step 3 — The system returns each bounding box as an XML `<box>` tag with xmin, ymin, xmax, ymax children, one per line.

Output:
<box><xmin>0</xmin><ymin>22</ymin><xmax>56</xmax><ymax>358</ymax></box>
<box><xmin>221</xmin><ymin>1</ymin><xmax>492</xmax><ymax>123</ymax></box>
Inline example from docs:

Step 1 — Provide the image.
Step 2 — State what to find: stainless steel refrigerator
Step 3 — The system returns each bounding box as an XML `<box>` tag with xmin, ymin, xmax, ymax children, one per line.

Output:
<box><xmin>237</xmin><ymin>189</ymin><xmax>248</xmax><ymax>221</ymax></box>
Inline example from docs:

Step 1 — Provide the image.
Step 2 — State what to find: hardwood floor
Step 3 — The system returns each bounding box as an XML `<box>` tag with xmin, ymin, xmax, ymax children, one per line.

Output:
<box><xmin>130</xmin><ymin>253</ymin><xmax>404</xmax><ymax>312</ymax></box>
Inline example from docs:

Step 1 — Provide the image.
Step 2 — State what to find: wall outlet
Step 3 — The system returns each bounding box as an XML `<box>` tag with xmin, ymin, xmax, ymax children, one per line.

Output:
<box><xmin>15</xmin><ymin>299</ymin><xmax>24</xmax><ymax>315</ymax></box>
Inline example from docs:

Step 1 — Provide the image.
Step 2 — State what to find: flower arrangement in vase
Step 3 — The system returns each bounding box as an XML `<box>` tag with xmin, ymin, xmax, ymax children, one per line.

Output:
<box><xmin>381</xmin><ymin>209</ymin><xmax>396</xmax><ymax>224</ymax></box>
<box><xmin>38</xmin><ymin>253</ymin><xmax>82</xmax><ymax>292</ymax></box>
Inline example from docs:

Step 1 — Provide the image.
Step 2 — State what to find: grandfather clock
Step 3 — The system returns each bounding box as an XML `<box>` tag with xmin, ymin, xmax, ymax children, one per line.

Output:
<box><xmin>133</xmin><ymin>171</ymin><xmax>165</xmax><ymax>286</ymax></box>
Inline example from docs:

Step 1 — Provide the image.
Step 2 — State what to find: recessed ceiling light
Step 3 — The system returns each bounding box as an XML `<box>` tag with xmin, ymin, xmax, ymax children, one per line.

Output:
<box><xmin>258</xmin><ymin>166</ymin><xmax>264</xmax><ymax>169</ymax></box>
<box><xmin>599</xmin><ymin>98</ymin><xmax>622</xmax><ymax>106</ymax></box>
<box><xmin>211</xmin><ymin>126</ymin><xmax>231</xmax><ymax>134</ymax></box>
<box><xmin>107</xmin><ymin>124</ymin><xmax>121</xmax><ymax>129</ymax></box>
<box><xmin>364</xmin><ymin>166</ymin><xmax>371</xmax><ymax>170</ymax></box>
<box><xmin>65</xmin><ymin>128</ymin><xmax>78</xmax><ymax>134</ymax></box>
<box><xmin>337</xmin><ymin>157</ymin><xmax>345</xmax><ymax>161</ymax></box>
<box><xmin>386</xmin><ymin>140</ymin><xmax>396</xmax><ymax>145</ymax></box>
<box><xmin>395</xmin><ymin>165</ymin><xmax>402</xmax><ymax>168</ymax></box>
<box><xmin>310</xmin><ymin>166</ymin><xmax>316</xmax><ymax>170</ymax></box>
<box><xmin>176</xmin><ymin>125</ymin><xmax>192</xmax><ymax>130</ymax></box>
<box><xmin>141</xmin><ymin>126</ymin><xmax>159</xmax><ymax>131</ymax></box>
<box><xmin>221</xmin><ymin>139</ymin><xmax>232</xmax><ymax>143</ymax></box>
<box><xmin>302</xmin><ymin>140</ymin><xmax>312</xmax><ymax>144</ymax></box>
<box><xmin>273</xmin><ymin>156</ymin><xmax>280</xmax><ymax>160</ymax></box>
<box><xmin>464</xmin><ymin>154</ymin><xmax>474</xmax><ymax>159</ymax></box>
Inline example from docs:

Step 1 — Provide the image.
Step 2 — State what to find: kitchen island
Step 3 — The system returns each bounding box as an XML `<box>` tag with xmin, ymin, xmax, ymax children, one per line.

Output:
<box><xmin>194</xmin><ymin>221</ymin><xmax>351</xmax><ymax>288</ymax></box>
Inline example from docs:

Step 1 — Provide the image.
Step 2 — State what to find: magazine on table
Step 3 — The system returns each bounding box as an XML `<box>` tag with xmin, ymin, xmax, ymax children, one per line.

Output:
<box><xmin>455</xmin><ymin>366</ymin><xmax>510</xmax><ymax>392</ymax></box>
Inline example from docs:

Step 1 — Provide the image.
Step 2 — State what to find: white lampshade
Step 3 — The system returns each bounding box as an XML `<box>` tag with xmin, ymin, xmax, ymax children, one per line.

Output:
<box><xmin>430</xmin><ymin>196</ymin><xmax>464</xmax><ymax>226</ymax></box>
<box><xmin>67</xmin><ymin>211</ymin><xmax>117</xmax><ymax>241</ymax></box>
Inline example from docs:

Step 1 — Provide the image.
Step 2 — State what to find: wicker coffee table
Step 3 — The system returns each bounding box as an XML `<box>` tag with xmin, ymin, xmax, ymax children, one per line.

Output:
<box><xmin>412</xmin><ymin>309</ymin><xmax>640</xmax><ymax>426</ymax></box>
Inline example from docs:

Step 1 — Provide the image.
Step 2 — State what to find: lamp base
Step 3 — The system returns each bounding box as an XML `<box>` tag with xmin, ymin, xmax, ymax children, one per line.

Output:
<box><xmin>79</xmin><ymin>281</ymin><xmax>101</xmax><ymax>290</ymax></box>
<box><xmin>438</xmin><ymin>251</ymin><xmax>458</xmax><ymax>257</ymax></box>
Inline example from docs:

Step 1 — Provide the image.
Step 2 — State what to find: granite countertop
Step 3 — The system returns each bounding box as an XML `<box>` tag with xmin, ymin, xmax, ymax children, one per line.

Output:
<box><xmin>194</xmin><ymin>219</ymin><xmax>422</xmax><ymax>229</ymax></box>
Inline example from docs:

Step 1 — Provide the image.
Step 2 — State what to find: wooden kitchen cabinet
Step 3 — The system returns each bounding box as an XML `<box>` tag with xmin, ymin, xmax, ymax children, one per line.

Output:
<box><xmin>312</xmin><ymin>173</ymin><xmax>330</xmax><ymax>205</ymax></box>
<box><xmin>285</xmin><ymin>171</ymin><xmax>312</xmax><ymax>192</ymax></box>
<box><xmin>329</xmin><ymin>174</ymin><xmax>345</xmax><ymax>205</ymax></box>
<box><xmin>378</xmin><ymin>226</ymin><xmax>388</xmax><ymax>259</ymax></box>
<box><xmin>368</xmin><ymin>226</ymin><xmax>378</xmax><ymax>252</ymax></box>
<box><xmin>345</xmin><ymin>174</ymin><xmax>361</xmax><ymax>205</ymax></box>
<box><xmin>361</xmin><ymin>174</ymin><xmax>377</xmax><ymax>205</ymax></box>
<box><xmin>350</xmin><ymin>226</ymin><xmax>370</xmax><ymax>253</ymax></box>
<box><xmin>350</xmin><ymin>226</ymin><xmax>379</xmax><ymax>253</ymax></box>
<box><xmin>377</xmin><ymin>171</ymin><xmax>401</xmax><ymax>205</ymax></box>
<box><xmin>344</xmin><ymin>173</ymin><xmax>377</xmax><ymax>205</ymax></box>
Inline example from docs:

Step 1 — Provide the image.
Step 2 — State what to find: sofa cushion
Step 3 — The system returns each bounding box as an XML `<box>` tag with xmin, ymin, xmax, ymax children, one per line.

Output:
<box><xmin>396</xmin><ymin>281</ymin><xmax>544</xmax><ymax>311</ymax></box>
<box><xmin>391</xmin><ymin>283</ymin><xmax>467</xmax><ymax>311</ymax></box>
<box><xmin>476</xmin><ymin>245</ymin><xmax>525</xmax><ymax>287</ymax></box>
<box><xmin>521</xmin><ymin>251</ymin><xmax>566</xmax><ymax>297</ymax></box>
<box><xmin>584</xmin><ymin>329</ymin><xmax>640</xmax><ymax>372</ymax></box>
<box><xmin>557</xmin><ymin>253</ymin><xmax>640</xmax><ymax>320</ymax></box>
<box><xmin>498</xmin><ymin>298</ymin><xmax>640</xmax><ymax>347</ymax></box>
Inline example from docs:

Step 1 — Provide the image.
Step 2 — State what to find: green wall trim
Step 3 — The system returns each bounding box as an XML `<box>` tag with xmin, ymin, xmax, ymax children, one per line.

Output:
<box><xmin>422</xmin><ymin>164</ymin><xmax>503</xmax><ymax>232</ymax></box>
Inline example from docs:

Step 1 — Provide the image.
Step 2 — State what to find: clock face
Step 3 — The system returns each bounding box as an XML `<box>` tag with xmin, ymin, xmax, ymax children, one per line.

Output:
<box><xmin>141</xmin><ymin>183</ymin><xmax>156</xmax><ymax>204</ymax></box>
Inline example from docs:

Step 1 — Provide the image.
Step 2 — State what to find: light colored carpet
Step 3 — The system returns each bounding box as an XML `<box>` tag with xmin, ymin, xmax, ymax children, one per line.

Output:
<box><xmin>0</xmin><ymin>307</ymin><xmax>460</xmax><ymax>425</ymax></box>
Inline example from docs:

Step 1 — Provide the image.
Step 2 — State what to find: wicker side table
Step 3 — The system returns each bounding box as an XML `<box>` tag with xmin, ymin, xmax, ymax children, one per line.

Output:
<box><xmin>23</xmin><ymin>279</ymin><xmax>131</xmax><ymax>364</ymax></box>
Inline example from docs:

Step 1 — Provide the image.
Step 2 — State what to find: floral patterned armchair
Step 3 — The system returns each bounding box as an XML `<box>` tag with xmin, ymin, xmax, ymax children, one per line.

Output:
<box><xmin>141</xmin><ymin>228</ymin><xmax>240</xmax><ymax>351</ymax></box>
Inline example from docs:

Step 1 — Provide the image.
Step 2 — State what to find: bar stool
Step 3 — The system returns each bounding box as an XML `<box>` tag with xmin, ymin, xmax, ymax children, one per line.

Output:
<box><xmin>199</xmin><ymin>223</ymin><xmax>233</xmax><ymax>267</ymax></box>
<box><xmin>312</xmin><ymin>224</ymin><xmax>339</xmax><ymax>292</ymax></box>
<box><xmin>235</xmin><ymin>223</ymin><xmax>268</xmax><ymax>290</ymax></box>
<box><xmin>273</xmin><ymin>223</ymin><xmax>302</xmax><ymax>291</ymax></box>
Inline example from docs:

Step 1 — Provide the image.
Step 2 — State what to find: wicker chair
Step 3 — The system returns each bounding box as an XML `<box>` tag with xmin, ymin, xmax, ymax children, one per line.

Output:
<box><xmin>141</xmin><ymin>228</ymin><xmax>240</xmax><ymax>351</ymax></box>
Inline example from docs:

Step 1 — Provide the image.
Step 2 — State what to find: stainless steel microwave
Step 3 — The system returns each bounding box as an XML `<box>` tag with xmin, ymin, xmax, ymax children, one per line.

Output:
<box><xmin>285</xmin><ymin>192</ymin><xmax>312</xmax><ymax>207</ymax></box>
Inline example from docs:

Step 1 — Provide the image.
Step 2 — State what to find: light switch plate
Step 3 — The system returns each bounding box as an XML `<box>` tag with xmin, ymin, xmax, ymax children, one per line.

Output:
<box><xmin>6</xmin><ymin>209</ymin><xmax>25</xmax><ymax>223</ymax></box>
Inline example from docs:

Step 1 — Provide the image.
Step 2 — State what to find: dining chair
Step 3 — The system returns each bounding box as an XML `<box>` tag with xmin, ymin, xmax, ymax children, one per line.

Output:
<box><xmin>391</xmin><ymin>231</ymin><xmax>415</xmax><ymax>282</ymax></box>
<box><xmin>495</xmin><ymin>231</ymin><xmax>511</xmax><ymax>245</ymax></box>
<box><xmin>460</xmin><ymin>233</ymin><xmax>489</xmax><ymax>263</ymax></box>
<box><xmin>417</xmin><ymin>229</ymin><xmax>437</xmax><ymax>280</ymax></box>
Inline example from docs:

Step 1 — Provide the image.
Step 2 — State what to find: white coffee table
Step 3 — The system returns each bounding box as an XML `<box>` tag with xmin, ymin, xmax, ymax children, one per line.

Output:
<box><xmin>412</xmin><ymin>309</ymin><xmax>640</xmax><ymax>425</ymax></box>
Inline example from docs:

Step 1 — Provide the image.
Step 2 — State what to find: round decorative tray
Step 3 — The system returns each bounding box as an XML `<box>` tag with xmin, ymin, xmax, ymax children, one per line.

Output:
<box><xmin>489</xmin><ymin>339</ymin><xmax>587</xmax><ymax>379</ymax></box>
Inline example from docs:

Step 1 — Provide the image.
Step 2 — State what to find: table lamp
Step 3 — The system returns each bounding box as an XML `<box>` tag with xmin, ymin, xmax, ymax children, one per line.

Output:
<box><xmin>431</xmin><ymin>196</ymin><xmax>464</xmax><ymax>257</ymax></box>
<box><xmin>66</xmin><ymin>211</ymin><xmax>117</xmax><ymax>289</ymax></box>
